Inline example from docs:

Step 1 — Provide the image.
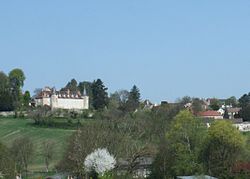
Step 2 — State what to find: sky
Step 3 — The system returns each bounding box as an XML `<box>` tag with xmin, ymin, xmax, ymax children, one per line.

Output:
<box><xmin>1</xmin><ymin>0</ymin><xmax>250</xmax><ymax>103</ymax></box>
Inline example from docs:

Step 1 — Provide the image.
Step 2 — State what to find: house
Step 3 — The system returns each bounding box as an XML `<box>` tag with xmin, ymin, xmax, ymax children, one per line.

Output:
<box><xmin>116</xmin><ymin>157</ymin><xmax>153</xmax><ymax>178</ymax></box>
<box><xmin>198</xmin><ymin>110</ymin><xmax>223</xmax><ymax>119</ymax></box>
<box><xmin>34</xmin><ymin>87</ymin><xmax>89</xmax><ymax>110</ymax></box>
<box><xmin>227</xmin><ymin>107</ymin><xmax>241</xmax><ymax>119</ymax></box>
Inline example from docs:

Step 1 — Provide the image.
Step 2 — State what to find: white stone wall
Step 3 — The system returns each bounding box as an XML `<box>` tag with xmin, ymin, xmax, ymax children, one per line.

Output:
<box><xmin>35</xmin><ymin>98</ymin><xmax>50</xmax><ymax>106</ymax></box>
<box><xmin>82</xmin><ymin>96</ymin><xmax>89</xmax><ymax>110</ymax></box>
<box><xmin>203</xmin><ymin>115</ymin><xmax>223</xmax><ymax>119</ymax></box>
<box><xmin>42</xmin><ymin>98</ymin><xmax>51</xmax><ymax>106</ymax></box>
<box><xmin>35</xmin><ymin>95</ymin><xmax>89</xmax><ymax>110</ymax></box>
<box><xmin>50</xmin><ymin>95</ymin><xmax>89</xmax><ymax>110</ymax></box>
<box><xmin>56</xmin><ymin>98</ymin><xmax>85</xmax><ymax>109</ymax></box>
<box><xmin>234</xmin><ymin>123</ymin><xmax>250</xmax><ymax>132</ymax></box>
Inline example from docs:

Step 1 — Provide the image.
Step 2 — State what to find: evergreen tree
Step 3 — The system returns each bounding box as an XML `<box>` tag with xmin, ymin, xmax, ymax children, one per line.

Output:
<box><xmin>23</xmin><ymin>90</ymin><xmax>31</xmax><ymax>107</ymax></box>
<box><xmin>91</xmin><ymin>79</ymin><xmax>108</xmax><ymax>110</ymax></box>
<box><xmin>125</xmin><ymin>85</ymin><xmax>141</xmax><ymax>112</ymax></box>
<box><xmin>61</xmin><ymin>78</ymin><xmax>78</xmax><ymax>92</ymax></box>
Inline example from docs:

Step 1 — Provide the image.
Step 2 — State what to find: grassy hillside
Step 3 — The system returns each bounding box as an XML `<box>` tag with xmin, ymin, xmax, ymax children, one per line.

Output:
<box><xmin>0</xmin><ymin>117</ymin><xmax>75</xmax><ymax>171</ymax></box>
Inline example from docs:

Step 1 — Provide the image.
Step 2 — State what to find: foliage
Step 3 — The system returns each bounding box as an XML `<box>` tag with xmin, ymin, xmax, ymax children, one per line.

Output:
<box><xmin>239</xmin><ymin>93</ymin><xmax>250</xmax><ymax>121</ymax></box>
<box><xmin>57</xmin><ymin>112</ymin><xmax>159</xmax><ymax>177</ymax></box>
<box><xmin>42</xmin><ymin>140</ymin><xmax>55</xmax><ymax>172</ymax></box>
<box><xmin>239</xmin><ymin>104</ymin><xmax>250</xmax><ymax>121</ymax></box>
<box><xmin>169</xmin><ymin>111</ymin><xmax>206</xmax><ymax>175</ymax></box>
<box><xmin>10</xmin><ymin>136</ymin><xmax>34</xmax><ymax>177</ymax></box>
<box><xmin>225</xmin><ymin>96</ymin><xmax>238</xmax><ymax>107</ymax></box>
<box><xmin>239</xmin><ymin>93</ymin><xmax>250</xmax><ymax>107</ymax></box>
<box><xmin>200</xmin><ymin>120</ymin><xmax>245</xmax><ymax>178</ymax></box>
<box><xmin>0</xmin><ymin>142</ymin><xmax>15</xmax><ymax>179</ymax></box>
<box><xmin>192</xmin><ymin>98</ymin><xmax>204</xmax><ymax>115</ymax></box>
<box><xmin>0</xmin><ymin>71</ymin><xmax>13</xmax><ymax>111</ymax></box>
<box><xmin>150</xmin><ymin>110</ymin><xmax>206</xmax><ymax>178</ymax></box>
<box><xmin>125</xmin><ymin>85</ymin><xmax>141</xmax><ymax>112</ymax></box>
<box><xmin>209</xmin><ymin>98</ymin><xmax>221</xmax><ymax>111</ymax></box>
<box><xmin>8</xmin><ymin>68</ymin><xmax>25</xmax><ymax>109</ymax></box>
<box><xmin>29</xmin><ymin>106</ymin><xmax>53</xmax><ymax>125</ymax></box>
<box><xmin>61</xmin><ymin>78</ymin><xmax>78</xmax><ymax>92</ymax></box>
<box><xmin>84</xmin><ymin>148</ymin><xmax>116</xmax><ymax>176</ymax></box>
<box><xmin>23</xmin><ymin>90</ymin><xmax>31</xmax><ymax>107</ymax></box>
<box><xmin>92</xmin><ymin>79</ymin><xmax>109</xmax><ymax>110</ymax></box>
<box><xmin>0</xmin><ymin>117</ymin><xmax>74</xmax><ymax>171</ymax></box>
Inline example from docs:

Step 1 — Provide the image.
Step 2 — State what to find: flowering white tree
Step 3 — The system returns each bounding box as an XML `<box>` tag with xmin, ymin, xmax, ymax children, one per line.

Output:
<box><xmin>84</xmin><ymin>148</ymin><xmax>116</xmax><ymax>176</ymax></box>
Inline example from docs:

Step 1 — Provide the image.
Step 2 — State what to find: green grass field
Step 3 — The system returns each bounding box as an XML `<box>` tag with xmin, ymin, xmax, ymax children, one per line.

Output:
<box><xmin>0</xmin><ymin>117</ymin><xmax>75</xmax><ymax>172</ymax></box>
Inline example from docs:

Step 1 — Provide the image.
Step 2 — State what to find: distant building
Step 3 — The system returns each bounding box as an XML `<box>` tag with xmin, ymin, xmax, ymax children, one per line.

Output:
<box><xmin>34</xmin><ymin>87</ymin><xmax>89</xmax><ymax>110</ymax></box>
<box><xmin>198</xmin><ymin>110</ymin><xmax>223</xmax><ymax>119</ymax></box>
<box><xmin>116</xmin><ymin>157</ymin><xmax>153</xmax><ymax>178</ymax></box>
<box><xmin>234</xmin><ymin>122</ymin><xmax>250</xmax><ymax>132</ymax></box>
<box><xmin>227</xmin><ymin>107</ymin><xmax>241</xmax><ymax>119</ymax></box>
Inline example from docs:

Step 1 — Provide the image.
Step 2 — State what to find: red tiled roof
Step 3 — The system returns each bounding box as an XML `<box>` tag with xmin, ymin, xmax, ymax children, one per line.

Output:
<box><xmin>233</xmin><ymin>162</ymin><xmax>250</xmax><ymax>172</ymax></box>
<box><xmin>199</xmin><ymin>110</ymin><xmax>222</xmax><ymax>117</ymax></box>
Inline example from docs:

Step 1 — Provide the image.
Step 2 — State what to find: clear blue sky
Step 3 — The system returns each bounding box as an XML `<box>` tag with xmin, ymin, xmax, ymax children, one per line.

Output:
<box><xmin>1</xmin><ymin>0</ymin><xmax>250</xmax><ymax>103</ymax></box>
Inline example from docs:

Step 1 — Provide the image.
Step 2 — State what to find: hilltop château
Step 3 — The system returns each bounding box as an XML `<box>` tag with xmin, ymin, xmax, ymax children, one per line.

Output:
<box><xmin>34</xmin><ymin>87</ymin><xmax>89</xmax><ymax>110</ymax></box>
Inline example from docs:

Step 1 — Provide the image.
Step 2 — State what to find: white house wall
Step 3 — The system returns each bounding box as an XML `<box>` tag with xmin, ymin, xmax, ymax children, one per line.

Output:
<box><xmin>55</xmin><ymin>98</ymin><xmax>87</xmax><ymax>110</ymax></box>
<box><xmin>42</xmin><ymin>98</ymin><xmax>51</xmax><ymax>106</ymax></box>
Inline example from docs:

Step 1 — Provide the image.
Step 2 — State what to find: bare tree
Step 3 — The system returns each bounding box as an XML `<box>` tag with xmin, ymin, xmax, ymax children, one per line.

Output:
<box><xmin>42</xmin><ymin>140</ymin><xmax>55</xmax><ymax>172</ymax></box>
<box><xmin>11</xmin><ymin>137</ymin><xmax>34</xmax><ymax>177</ymax></box>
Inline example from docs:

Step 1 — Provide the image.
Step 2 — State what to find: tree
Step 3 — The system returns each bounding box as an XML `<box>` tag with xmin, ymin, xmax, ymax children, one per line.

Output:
<box><xmin>125</xmin><ymin>85</ymin><xmax>141</xmax><ymax>112</ymax></box>
<box><xmin>109</xmin><ymin>90</ymin><xmax>129</xmax><ymax>110</ymax></box>
<box><xmin>57</xmin><ymin>122</ymin><xmax>123</xmax><ymax>177</ymax></box>
<box><xmin>23</xmin><ymin>90</ymin><xmax>31</xmax><ymax>107</ymax></box>
<box><xmin>239</xmin><ymin>93</ymin><xmax>250</xmax><ymax>108</ymax></box>
<box><xmin>0</xmin><ymin>71</ymin><xmax>13</xmax><ymax>111</ymax></box>
<box><xmin>200</xmin><ymin>120</ymin><xmax>245</xmax><ymax>178</ymax></box>
<box><xmin>0</xmin><ymin>142</ymin><xmax>15</xmax><ymax>179</ymax></box>
<box><xmin>225</xmin><ymin>96</ymin><xmax>238</xmax><ymax>107</ymax></box>
<box><xmin>178</xmin><ymin>96</ymin><xmax>192</xmax><ymax>106</ymax></box>
<box><xmin>42</xmin><ymin>140</ymin><xmax>55</xmax><ymax>172</ymax></box>
<box><xmin>239</xmin><ymin>93</ymin><xmax>250</xmax><ymax>121</ymax></box>
<box><xmin>239</xmin><ymin>104</ymin><xmax>250</xmax><ymax>121</ymax></box>
<box><xmin>8</xmin><ymin>68</ymin><xmax>25</xmax><ymax>109</ymax></box>
<box><xmin>192</xmin><ymin>98</ymin><xmax>204</xmax><ymax>115</ymax></box>
<box><xmin>209</xmin><ymin>98</ymin><xmax>220</xmax><ymax>111</ymax></box>
<box><xmin>11</xmin><ymin>137</ymin><xmax>34</xmax><ymax>177</ymax></box>
<box><xmin>167</xmin><ymin>110</ymin><xmax>205</xmax><ymax>175</ymax></box>
<box><xmin>151</xmin><ymin>110</ymin><xmax>206</xmax><ymax>178</ymax></box>
<box><xmin>91</xmin><ymin>79</ymin><xmax>108</xmax><ymax>110</ymax></box>
<box><xmin>62</xmin><ymin>78</ymin><xmax>78</xmax><ymax>92</ymax></box>
<box><xmin>84</xmin><ymin>148</ymin><xmax>116</xmax><ymax>178</ymax></box>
